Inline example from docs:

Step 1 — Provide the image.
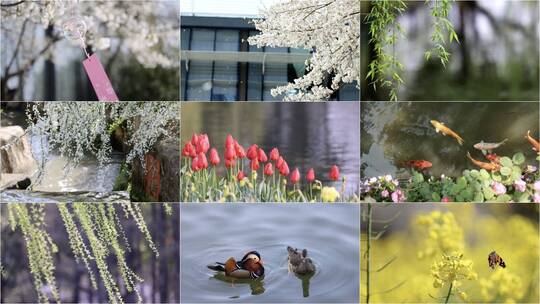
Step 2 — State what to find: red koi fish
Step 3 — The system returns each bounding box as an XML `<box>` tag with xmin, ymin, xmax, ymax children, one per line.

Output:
<box><xmin>401</xmin><ymin>160</ymin><xmax>433</xmax><ymax>170</ymax></box>
<box><xmin>485</xmin><ymin>153</ymin><xmax>500</xmax><ymax>163</ymax></box>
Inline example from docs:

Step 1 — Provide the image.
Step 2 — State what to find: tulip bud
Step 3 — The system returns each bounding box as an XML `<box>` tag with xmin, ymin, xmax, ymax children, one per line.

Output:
<box><xmin>279</xmin><ymin>160</ymin><xmax>290</xmax><ymax>176</ymax></box>
<box><xmin>225</xmin><ymin>145</ymin><xmax>236</xmax><ymax>161</ymax></box>
<box><xmin>198</xmin><ymin>152</ymin><xmax>208</xmax><ymax>169</ymax></box>
<box><xmin>225</xmin><ymin>134</ymin><xmax>234</xmax><ymax>148</ymax></box>
<box><xmin>269</xmin><ymin>148</ymin><xmax>279</xmax><ymax>161</ymax></box>
<box><xmin>250</xmin><ymin>158</ymin><xmax>260</xmax><ymax>171</ymax></box>
<box><xmin>237</xmin><ymin>170</ymin><xmax>245</xmax><ymax>181</ymax></box>
<box><xmin>264</xmin><ymin>163</ymin><xmax>274</xmax><ymax>176</ymax></box>
<box><xmin>247</xmin><ymin>144</ymin><xmax>259</xmax><ymax>160</ymax></box>
<box><xmin>235</xmin><ymin>141</ymin><xmax>246</xmax><ymax>159</ymax></box>
<box><xmin>290</xmin><ymin>168</ymin><xmax>300</xmax><ymax>184</ymax></box>
<box><xmin>306</xmin><ymin>168</ymin><xmax>315</xmax><ymax>182</ymax></box>
<box><xmin>209</xmin><ymin>148</ymin><xmax>220</xmax><ymax>166</ymax></box>
<box><xmin>258</xmin><ymin>148</ymin><xmax>268</xmax><ymax>163</ymax></box>
<box><xmin>329</xmin><ymin>165</ymin><xmax>339</xmax><ymax>181</ymax></box>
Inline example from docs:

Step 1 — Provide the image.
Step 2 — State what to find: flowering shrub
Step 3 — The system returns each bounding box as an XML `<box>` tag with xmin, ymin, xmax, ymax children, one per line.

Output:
<box><xmin>26</xmin><ymin>102</ymin><xmax>179</xmax><ymax>180</ymax></box>
<box><xmin>361</xmin><ymin>152</ymin><xmax>540</xmax><ymax>202</ymax></box>
<box><xmin>180</xmin><ymin>133</ymin><xmax>351</xmax><ymax>202</ymax></box>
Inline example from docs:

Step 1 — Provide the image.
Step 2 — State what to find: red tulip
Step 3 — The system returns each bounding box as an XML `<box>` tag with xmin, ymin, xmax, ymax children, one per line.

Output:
<box><xmin>264</xmin><ymin>163</ymin><xmax>274</xmax><ymax>176</ymax></box>
<box><xmin>247</xmin><ymin>144</ymin><xmax>259</xmax><ymax>160</ymax></box>
<box><xmin>290</xmin><ymin>168</ymin><xmax>300</xmax><ymax>184</ymax></box>
<box><xmin>250</xmin><ymin>158</ymin><xmax>260</xmax><ymax>171</ymax></box>
<box><xmin>225</xmin><ymin>145</ymin><xmax>236</xmax><ymax>161</ymax></box>
<box><xmin>237</xmin><ymin>170</ymin><xmax>245</xmax><ymax>181</ymax></box>
<box><xmin>329</xmin><ymin>165</ymin><xmax>339</xmax><ymax>181</ymax></box>
<box><xmin>197</xmin><ymin>134</ymin><xmax>210</xmax><ymax>154</ymax></box>
<box><xmin>191</xmin><ymin>134</ymin><xmax>199</xmax><ymax>147</ymax></box>
<box><xmin>269</xmin><ymin>148</ymin><xmax>279</xmax><ymax>161</ymax></box>
<box><xmin>191</xmin><ymin>155</ymin><xmax>201</xmax><ymax>171</ymax></box>
<box><xmin>276</xmin><ymin>156</ymin><xmax>285</xmax><ymax>170</ymax></box>
<box><xmin>225</xmin><ymin>159</ymin><xmax>236</xmax><ymax>169</ymax></box>
<box><xmin>279</xmin><ymin>160</ymin><xmax>290</xmax><ymax>176</ymax></box>
<box><xmin>306</xmin><ymin>168</ymin><xmax>315</xmax><ymax>182</ymax></box>
<box><xmin>235</xmin><ymin>141</ymin><xmax>246</xmax><ymax>159</ymax></box>
<box><xmin>182</xmin><ymin>142</ymin><xmax>196</xmax><ymax>158</ymax></box>
<box><xmin>209</xmin><ymin>148</ymin><xmax>220</xmax><ymax>166</ymax></box>
<box><xmin>225</xmin><ymin>134</ymin><xmax>234</xmax><ymax>148</ymax></box>
<box><xmin>197</xmin><ymin>152</ymin><xmax>208</xmax><ymax>169</ymax></box>
<box><xmin>258</xmin><ymin>148</ymin><xmax>268</xmax><ymax>163</ymax></box>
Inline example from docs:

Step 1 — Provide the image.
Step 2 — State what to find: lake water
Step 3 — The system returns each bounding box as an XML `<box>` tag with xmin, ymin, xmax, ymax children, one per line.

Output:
<box><xmin>361</xmin><ymin>102</ymin><xmax>540</xmax><ymax>179</ymax></box>
<box><xmin>181</xmin><ymin>103</ymin><xmax>361</xmax><ymax>195</ymax></box>
<box><xmin>180</xmin><ymin>203</ymin><xmax>360</xmax><ymax>303</ymax></box>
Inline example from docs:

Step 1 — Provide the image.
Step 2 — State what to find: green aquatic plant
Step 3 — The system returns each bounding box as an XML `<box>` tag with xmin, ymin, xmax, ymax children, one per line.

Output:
<box><xmin>365</xmin><ymin>0</ymin><xmax>459</xmax><ymax>100</ymax></box>
<box><xmin>362</xmin><ymin>152</ymin><xmax>539</xmax><ymax>202</ymax></box>
<box><xmin>6</xmin><ymin>203</ymin><xmax>169</xmax><ymax>303</ymax></box>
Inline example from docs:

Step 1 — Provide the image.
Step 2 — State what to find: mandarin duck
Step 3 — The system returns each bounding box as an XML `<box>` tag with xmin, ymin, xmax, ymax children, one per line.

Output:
<box><xmin>207</xmin><ymin>251</ymin><xmax>265</xmax><ymax>279</ymax></box>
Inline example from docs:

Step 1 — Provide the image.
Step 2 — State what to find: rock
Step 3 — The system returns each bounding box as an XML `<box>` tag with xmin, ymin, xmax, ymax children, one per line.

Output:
<box><xmin>0</xmin><ymin>126</ymin><xmax>38</xmax><ymax>190</ymax></box>
<box><xmin>132</xmin><ymin>136</ymin><xmax>179</xmax><ymax>202</ymax></box>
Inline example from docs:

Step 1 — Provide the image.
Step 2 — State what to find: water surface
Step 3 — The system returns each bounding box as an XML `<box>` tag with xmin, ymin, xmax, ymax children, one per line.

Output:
<box><xmin>180</xmin><ymin>203</ymin><xmax>360</xmax><ymax>303</ymax></box>
<box><xmin>181</xmin><ymin>103</ymin><xmax>360</xmax><ymax>194</ymax></box>
<box><xmin>361</xmin><ymin>102</ymin><xmax>540</xmax><ymax>178</ymax></box>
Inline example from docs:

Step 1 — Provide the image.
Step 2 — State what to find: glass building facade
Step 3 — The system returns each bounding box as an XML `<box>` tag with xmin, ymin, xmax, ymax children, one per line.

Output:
<box><xmin>181</xmin><ymin>16</ymin><xmax>359</xmax><ymax>101</ymax></box>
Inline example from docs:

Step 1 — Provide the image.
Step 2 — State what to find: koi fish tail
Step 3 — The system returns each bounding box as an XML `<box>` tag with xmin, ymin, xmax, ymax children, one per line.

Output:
<box><xmin>456</xmin><ymin>135</ymin><xmax>464</xmax><ymax>146</ymax></box>
<box><xmin>501</xmin><ymin>138</ymin><xmax>508</xmax><ymax>145</ymax></box>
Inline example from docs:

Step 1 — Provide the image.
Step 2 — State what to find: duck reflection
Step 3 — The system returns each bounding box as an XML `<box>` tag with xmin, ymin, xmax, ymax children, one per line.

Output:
<box><xmin>210</xmin><ymin>273</ymin><xmax>266</xmax><ymax>295</ymax></box>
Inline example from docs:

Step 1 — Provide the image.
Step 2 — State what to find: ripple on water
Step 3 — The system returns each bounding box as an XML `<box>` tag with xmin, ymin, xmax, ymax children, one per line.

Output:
<box><xmin>180</xmin><ymin>204</ymin><xmax>360</xmax><ymax>303</ymax></box>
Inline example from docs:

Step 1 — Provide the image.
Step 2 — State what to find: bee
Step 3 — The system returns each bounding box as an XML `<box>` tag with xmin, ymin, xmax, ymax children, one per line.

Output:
<box><xmin>488</xmin><ymin>251</ymin><xmax>506</xmax><ymax>269</ymax></box>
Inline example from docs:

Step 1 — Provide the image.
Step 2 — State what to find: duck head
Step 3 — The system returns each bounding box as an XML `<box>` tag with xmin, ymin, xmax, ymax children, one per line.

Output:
<box><xmin>241</xmin><ymin>251</ymin><xmax>264</xmax><ymax>272</ymax></box>
<box><xmin>287</xmin><ymin>246</ymin><xmax>316</xmax><ymax>275</ymax></box>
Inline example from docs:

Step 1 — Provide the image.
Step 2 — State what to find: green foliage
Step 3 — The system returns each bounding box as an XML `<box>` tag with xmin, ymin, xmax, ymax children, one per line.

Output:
<box><xmin>424</xmin><ymin>0</ymin><xmax>459</xmax><ymax>67</ymax></box>
<box><xmin>7</xmin><ymin>203</ymin><xmax>169</xmax><ymax>303</ymax></box>
<box><xmin>365</xmin><ymin>0</ymin><xmax>458</xmax><ymax>100</ymax></box>
<box><xmin>115</xmin><ymin>60</ymin><xmax>180</xmax><ymax>101</ymax></box>
<box><xmin>8</xmin><ymin>204</ymin><xmax>60</xmax><ymax>303</ymax></box>
<box><xmin>365</xmin><ymin>0</ymin><xmax>406</xmax><ymax>101</ymax></box>
<box><xmin>362</xmin><ymin>152</ymin><xmax>539</xmax><ymax>202</ymax></box>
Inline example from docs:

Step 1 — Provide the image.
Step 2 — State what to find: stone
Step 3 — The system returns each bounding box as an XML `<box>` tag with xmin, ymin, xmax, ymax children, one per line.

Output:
<box><xmin>0</xmin><ymin>126</ymin><xmax>38</xmax><ymax>190</ymax></box>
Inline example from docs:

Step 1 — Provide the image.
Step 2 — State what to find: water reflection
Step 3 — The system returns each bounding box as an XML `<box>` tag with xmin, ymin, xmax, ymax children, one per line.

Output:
<box><xmin>361</xmin><ymin>102</ymin><xmax>540</xmax><ymax>178</ymax></box>
<box><xmin>211</xmin><ymin>274</ymin><xmax>266</xmax><ymax>296</ymax></box>
<box><xmin>181</xmin><ymin>102</ymin><xmax>360</xmax><ymax>194</ymax></box>
<box><xmin>180</xmin><ymin>204</ymin><xmax>360</xmax><ymax>303</ymax></box>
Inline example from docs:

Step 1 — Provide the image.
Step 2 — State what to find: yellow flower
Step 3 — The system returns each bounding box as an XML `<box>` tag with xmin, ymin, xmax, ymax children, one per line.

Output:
<box><xmin>321</xmin><ymin>186</ymin><xmax>340</xmax><ymax>202</ymax></box>
<box><xmin>459</xmin><ymin>291</ymin><xmax>468</xmax><ymax>301</ymax></box>
<box><xmin>251</xmin><ymin>170</ymin><xmax>257</xmax><ymax>181</ymax></box>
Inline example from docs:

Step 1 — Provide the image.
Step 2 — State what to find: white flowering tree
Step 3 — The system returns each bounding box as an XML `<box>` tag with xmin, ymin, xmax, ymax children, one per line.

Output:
<box><xmin>1</xmin><ymin>0</ymin><xmax>179</xmax><ymax>100</ymax></box>
<box><xmin>248</xmin><ymin>0</ymin><xmax>360</xmax><ymax>101</ymax></box>
<box><xmin>26</xmin><ymin>101</ymin><xmax>179</xmax><ymax>182</ymax></box>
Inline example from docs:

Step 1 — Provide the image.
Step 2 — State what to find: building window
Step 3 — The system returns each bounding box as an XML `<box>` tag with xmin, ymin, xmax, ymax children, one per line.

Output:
<box><xmin>181</xmin><ymin>22</ymin><xmax>357</xmax><ymax>101</ymax></box>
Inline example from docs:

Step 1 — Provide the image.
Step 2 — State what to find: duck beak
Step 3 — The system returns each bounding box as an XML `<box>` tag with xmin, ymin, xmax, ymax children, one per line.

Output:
<box><xmin>259</xmin><ymin>259</ymin><xmax>264</xmax><ymax>265</ymax></box>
